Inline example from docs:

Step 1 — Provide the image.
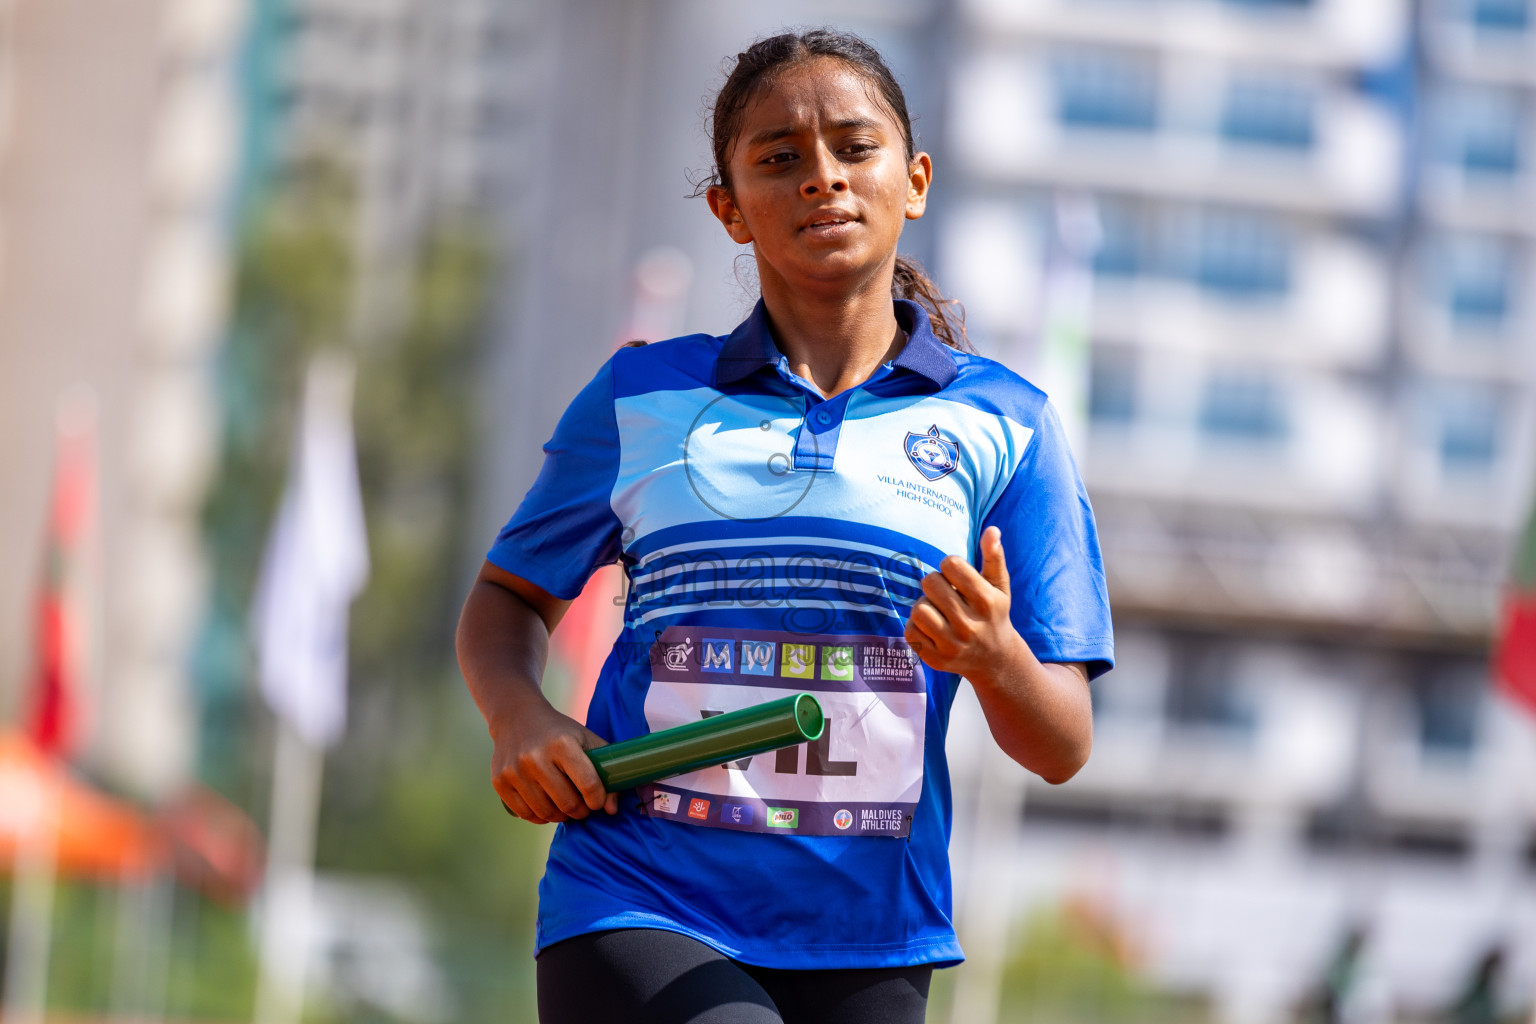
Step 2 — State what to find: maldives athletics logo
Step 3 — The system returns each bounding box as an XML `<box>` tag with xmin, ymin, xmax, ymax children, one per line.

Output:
<box><xmin>904</xmin><ymin>425</ymin><xmax>959</xmax><ymax>482</ymax></box>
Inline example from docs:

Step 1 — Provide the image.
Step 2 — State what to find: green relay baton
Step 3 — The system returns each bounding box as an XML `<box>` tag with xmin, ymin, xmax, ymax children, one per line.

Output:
<box><xmin>501</xmin><ymin>693</ymin><xmax>825</xmax><ymax>815</ymax></box>
<box><xmin>590</xmin><ymin>692</ymin><xmax>825</xmax><ymax>791</ymax></box>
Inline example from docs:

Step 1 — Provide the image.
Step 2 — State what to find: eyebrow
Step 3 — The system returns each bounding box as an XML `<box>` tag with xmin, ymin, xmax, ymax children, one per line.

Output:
<box><xmin>746</xmin><ymin>116</ymin><xmax>885</xmax><ymax>149</ymax></box>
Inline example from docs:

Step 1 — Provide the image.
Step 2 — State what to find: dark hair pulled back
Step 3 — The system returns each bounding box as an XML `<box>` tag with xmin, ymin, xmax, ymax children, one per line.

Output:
<box><xmin>699</xmin><ymin>28</ymin><xmax>970</xmax><ymax>351</ymax></box>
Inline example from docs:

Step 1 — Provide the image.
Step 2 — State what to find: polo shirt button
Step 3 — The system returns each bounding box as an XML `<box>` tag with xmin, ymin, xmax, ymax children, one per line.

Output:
<box><xmin>816</xmin><ymin>410</ymin><xmax>831</xmax><ymax>424</ymax></box>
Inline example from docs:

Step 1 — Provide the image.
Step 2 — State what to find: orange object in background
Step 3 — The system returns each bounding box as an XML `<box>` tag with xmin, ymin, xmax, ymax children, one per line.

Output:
<box><xmin>551</xmin><ymin>563</ymin><xmax>626</xmax><ymax>721</ymax></box>
<box><xmin>156</xmin><ymin>784</ymin><xmax>266</xmax><ymax>906</ymax></box>
<box><xmin>0</xmin><ymin>731</ymin><xmax>161</xmax><ymax>879</ymax></box>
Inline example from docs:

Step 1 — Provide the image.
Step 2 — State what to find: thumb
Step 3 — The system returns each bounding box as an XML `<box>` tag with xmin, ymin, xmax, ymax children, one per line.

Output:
<box><xmin>980</xmin><ymin>526</ymin><xmax>1009</xmax><ymax>594</ymax></box>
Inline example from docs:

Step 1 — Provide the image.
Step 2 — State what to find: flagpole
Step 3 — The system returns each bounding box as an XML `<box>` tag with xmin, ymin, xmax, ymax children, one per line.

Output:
<box><xmin>6</xmin><ymin>386</ymin><xmax>102</xmax><ymax>1022</ymax></box>
<box><xmin>249</xmin><ymin>351</ymin><xmax>368</xmax><ymax>1024</ymax></box>
<box><xmin>252</xmin><ymin>718</ymin><xmax>326</xmax><ymax>1024</ymax></box>
<box><xmin>947</xmin><ymin>733</ymin><xmax>1027</xmax><ymax>1024</ymax></box>
<box><xmin>3</xmin><ymin>776</ymin><xmax>60</xmax><ymax>1024</ymax></box>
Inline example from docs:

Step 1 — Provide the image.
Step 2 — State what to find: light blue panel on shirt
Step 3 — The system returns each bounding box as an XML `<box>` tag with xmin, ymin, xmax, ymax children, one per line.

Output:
<box><xmin>611</xmin><ymin>388</ymin><xmax>1035</xmax><ymax>567</ymax></box>
<box><xmin>611</xmin><ymin>386</ymin><xmax>809</xmax><ymax>535</ymax></box>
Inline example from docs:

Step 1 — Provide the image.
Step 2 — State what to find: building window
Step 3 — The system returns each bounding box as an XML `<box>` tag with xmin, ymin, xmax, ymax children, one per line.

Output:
<box><xmin>1471</xmin><ymin>0</ymin><xmax>1530</xmax><ymax>32</ymax></box>
<box><xmin>1433</xmin><ymin>87</ymin><xmax>1524</xmax><ymax>177</ymax></box>
<box><xmin>1435</xmin><ymin>234</ymin><xmax>1514</xmax><ymax>328</ymax></box>
<box><xmin>1220</xmin><ymin>77</ymin><xmax>1316</xmax><ymax>149</ymax></box>
<box><xmin>1199</xmin><ymin>371</ymin><xmax>1288</xmax><ymax>441</ymax></box>
<box><xmin>1089</xmin><ymin>349</ymin><xmax>1137</xmax><ymax>424</ymax></box>
<box><xmin>1437</xmin><ymin>388</ymin><xmax>1502</xmax><ymax>474</ymax></box>
<box><xmin>1052</xmin><ymin>48</ymin><xmax>1159</xmax><ymax>132</ymax></box>
<box><xmin>1411</xmin><ymin>661</ymin><xmax>1484</xmax><ymax>762</ymax></box>
<box><xmin>1166</xmin><ymin>638</ymin><xmax>1258</xmax><ymax>743</ymax></box>
<box><xmin>1091</xmin><ymin>202</ymin><xmax>1143</xmax><ymax>278</ymax></box>
<box><xmin>1187</xmin><ymin>211</ymin><xmax>1293</xmax><ymax>298</ymax></box>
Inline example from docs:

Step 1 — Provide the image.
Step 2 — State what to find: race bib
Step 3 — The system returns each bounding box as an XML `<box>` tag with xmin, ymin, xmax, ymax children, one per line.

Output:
<box><xmin>637</xmin><ymin>626</ymin><xmax>926</xmax><ymax>838</ymax></box>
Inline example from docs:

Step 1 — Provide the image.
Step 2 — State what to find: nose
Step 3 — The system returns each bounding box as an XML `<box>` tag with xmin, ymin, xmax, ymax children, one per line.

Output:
<box><xmin>800</xmin><ymin>143</ymin><xmax>848</xmax><ymax>197</ymax></box>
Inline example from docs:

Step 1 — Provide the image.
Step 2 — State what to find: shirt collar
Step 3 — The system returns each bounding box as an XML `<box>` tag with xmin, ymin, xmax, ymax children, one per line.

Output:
<box><xmin>714</xmin><ymin>298</ymin><xmax>959</xmax><ymax>390</ymax></box>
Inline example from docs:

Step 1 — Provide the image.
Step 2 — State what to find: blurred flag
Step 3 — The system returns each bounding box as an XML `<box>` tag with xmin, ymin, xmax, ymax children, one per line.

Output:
<box><xmin>251</xmin><ymin>352</ymin><xmax>368</xmax><ymax>1024</ymax></box>
<box><xmin>1495</xmin><ymin>497</ymin><xmax>1536</xmax><ymax>717</ymax></box>
<box><xmin>26</xmin><ymin>388</ymin><xmax>100</xmax><ymax>760</ymax></box>
<box><xmin>1034</xmin><ymin>192</ymin><xmax>1102</xmax><ymax>455</ymax></box>
<box><xmin>252</xmin><ymin>352</ymin><xmax>369</xmax><ymax>748</ymax></box>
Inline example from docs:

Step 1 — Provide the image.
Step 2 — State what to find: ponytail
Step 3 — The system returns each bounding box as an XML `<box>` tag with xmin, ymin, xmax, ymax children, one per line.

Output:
<box><xmin>892</xmin><ymin>254</ymin><xmax>971</xmax><ymax>352</ymax></box>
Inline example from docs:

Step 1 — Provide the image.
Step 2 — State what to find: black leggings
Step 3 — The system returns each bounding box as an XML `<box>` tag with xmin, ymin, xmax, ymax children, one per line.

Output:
<box><xmin>536</xmin><ymin>928</ymin><xmax>932</xmax><ymax>1024</ymax></box>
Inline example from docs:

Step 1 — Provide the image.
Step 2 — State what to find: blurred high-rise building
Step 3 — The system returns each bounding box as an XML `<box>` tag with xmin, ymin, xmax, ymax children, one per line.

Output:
<box><xmin>940</xmin><ymin>0</ymin><xmax>1536</xmax><ymax>1018</ymax></box>
<box><xmin>247</xmin><ymin>0</ymin><xmax>528</xmax><ymax>327</ymax></box>
<box><xmin>282</xmin><ymin>0</ymin><xmax>1536</xmax><ymax>1018</ymax></box>
<box><xmin>0</xmin><ymin>0</ymin><xmax>247</xmax><ymax>798</ymax></box>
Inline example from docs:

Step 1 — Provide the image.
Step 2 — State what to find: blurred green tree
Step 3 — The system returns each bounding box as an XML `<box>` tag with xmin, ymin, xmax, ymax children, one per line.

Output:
<box><xmin>181</xmin><ymin>157</ymin><xmax>548</xmax><ymax>1021</ymax></box>
<box><xmin>994</xmin><ymin>901</ymin><xmax>1210</xmax><ymax>1024</ymax></box>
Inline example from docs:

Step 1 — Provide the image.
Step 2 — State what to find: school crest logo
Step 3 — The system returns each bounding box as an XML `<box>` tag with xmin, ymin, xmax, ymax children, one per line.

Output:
<box><xmin>904</xmin><ymin>425</ymin><xmax>959</xmax><ymax>482</ymax></box>
<box><xmin>653</xmin><ymin>636</ymin><xmax>693</xmax><ymax>672</ymax></box>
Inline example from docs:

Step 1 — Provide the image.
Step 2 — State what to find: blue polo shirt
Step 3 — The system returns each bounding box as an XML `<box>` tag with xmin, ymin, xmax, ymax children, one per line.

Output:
<box><xmin>488</xmin><ymin>298</ymin><xmax>1113</xmax><ymax>969</ymax></box>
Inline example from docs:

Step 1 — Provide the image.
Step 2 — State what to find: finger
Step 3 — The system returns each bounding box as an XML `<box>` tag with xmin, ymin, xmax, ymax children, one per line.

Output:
<box><xmin>979</xmin><ymin>526</ymin><xmax>1010</xmax><ymax>594</ymax></box>
<box><xmin>905</xmin><ymin>610</ymin><xmax>950</xmax><ymax>668</ymax></box>
<box><xmin>903</xmin><ymin>620</ymin><xmax>927</xmax><ymax>661</ymax></box>
<box><xmin>907</xmin><ymin>598</ymin><xmax>957</xmax><ymax>656</ymax></box>
<box><xmin>921</xmin><ymin>570</ymin><xmax>971</xmax><ymax>627</ymax></box>
<box><xmin>938</xmin><ymin>553</ymin><xmax>991</xmax><ymax>608</ymax></box>
<box><xmin>558</xmin><ymin>734</ymin><xmax>611</xmax><ymax>812</ymax></box>
<box><xmin>605</xmin><ymin>792</ymin><xmax>620</xmax><ymax>815</ymax></box>
<box><xmin>508</xmin><ymin>762</ymin><xmax>568</xmax><ymax>822</ymax></box>
<box><xmin>532</xmin><ymin>758</ymin><xmax>593</xmax><ymax>819</ymax></box>
<box><xmin>495</xmin><ymin>782</ymin><xmax>544</xmax><ymax>824</ymax></box>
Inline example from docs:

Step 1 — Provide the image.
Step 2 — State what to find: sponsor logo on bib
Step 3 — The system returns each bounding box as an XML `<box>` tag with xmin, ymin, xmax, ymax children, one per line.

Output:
<box><xmin>767</xmin><ymin>807</ymin><xmax>799</xmax><ymax>828</ymax></box>
<box><xmin>821</xmin><ymin>646</ymin><xmax>854</xmax><ymax>681</ymax></box>
<box><xmin>740</xmin><ymin>640</ymin><xmax>777</xmax><ymax>676</ymax></box>
<box><xmin>780</xmin><ymin>643</ymin><xmax>815</xmax><ymax>679</ymax></box>
<box><xmin>641</xmin><ymin>626</ymin><xmax>925</xmax><ymax>838</ymax></box>
<box><xmin>663</xmin><ymin>638</ymin><xmax>694</xmax><ymax>672</ymax></box>
<box><xmin>904</xmin><ymin>425</ymin><xmax>959</xmax><ymax>482</ymax></box>
<box><xmin>701</xmin><ymin>638</ymin><xmax>733</xmax><ymax>673</ymax></box>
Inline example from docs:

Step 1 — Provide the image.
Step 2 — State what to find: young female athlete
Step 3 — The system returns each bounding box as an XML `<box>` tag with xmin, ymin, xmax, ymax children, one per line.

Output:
<box><xmin>457</xmin><ymin>29</ymin><xmax>1113</xmax><ymax>1024</ymax></box>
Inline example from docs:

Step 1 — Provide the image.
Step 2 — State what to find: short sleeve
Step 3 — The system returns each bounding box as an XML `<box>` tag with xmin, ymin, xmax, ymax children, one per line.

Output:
<box><xmin>487</xmin><ymin>360</ymin><xmax>624</xmax><ymax>599</ymax></box>
<box><xmin>981</xmin><ymin>401</ymin><xmax>1114</xmax><ymax>679</ymax></box>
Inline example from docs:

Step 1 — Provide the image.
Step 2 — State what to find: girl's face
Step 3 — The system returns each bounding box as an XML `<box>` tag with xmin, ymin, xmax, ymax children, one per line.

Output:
<box><xmin>707</xmin><ymin>58</ymin><xmax>931</xmax><ymax>296</ymax></box>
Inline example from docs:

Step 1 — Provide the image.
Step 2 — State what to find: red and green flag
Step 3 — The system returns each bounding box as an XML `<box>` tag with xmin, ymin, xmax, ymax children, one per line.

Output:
<box><xmin>1495</xmin><ymin>497</ymin><xmax>1536</xmax><ymax>717</ymax></box>
<box><xmin>26</xmin><ymin>391</ymin><xmax>99</xmax><ymax>759</ymax></box>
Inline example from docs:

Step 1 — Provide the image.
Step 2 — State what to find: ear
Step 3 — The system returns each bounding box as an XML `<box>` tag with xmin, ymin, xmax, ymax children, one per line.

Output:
<box><xmin>905</xmin><ymin>152</ymin><xmax>932</xmax><ymax>221</ymax></box>
<box><xmin>707</xmin><ymin>184</ymin><xmax>754</xmax><ymax>244</ymax></box>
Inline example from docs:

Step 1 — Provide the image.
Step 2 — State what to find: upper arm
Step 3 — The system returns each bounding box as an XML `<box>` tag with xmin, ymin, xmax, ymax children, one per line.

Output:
<box><xmin>473</xmin><ymin>560</ymin><xmax>573</xmax><ymax>634</ymax></box>
<box><xmin>1045</xmin><ymin>661</ymin><xmax>1090</xmax><ymax>688</ymax></box>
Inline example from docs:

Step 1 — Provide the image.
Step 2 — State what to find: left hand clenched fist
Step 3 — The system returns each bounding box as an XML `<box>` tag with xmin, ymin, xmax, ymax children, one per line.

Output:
<box><xmin>904</xmin><ymin>525</ymin><xmax>1027</xmax><ymax>683</ymax></box>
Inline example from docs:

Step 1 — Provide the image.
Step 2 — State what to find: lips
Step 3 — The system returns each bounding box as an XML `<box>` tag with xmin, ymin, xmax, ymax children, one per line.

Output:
<box><xmin>801</xmin><ymin>208</ymin><xmax>858</xmax><ymax>233</ymax></box>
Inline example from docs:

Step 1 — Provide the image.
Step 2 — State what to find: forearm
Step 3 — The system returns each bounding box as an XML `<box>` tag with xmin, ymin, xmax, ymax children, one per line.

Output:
<box><xmin>455</xmin><ymin>579</ymin><xmax>557</xmax><ymax>735</ymax></box>
<box><xmin>968</xmin><ymin>633</ymin><xmax>1092</xmax><ymax>784</ymax></box>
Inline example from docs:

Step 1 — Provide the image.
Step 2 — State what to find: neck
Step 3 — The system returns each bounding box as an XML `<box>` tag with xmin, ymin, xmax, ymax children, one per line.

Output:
<box><xmin>757</xmin><ymin>257</ymin><xmax>906</xmax><ymax>399</ymax></box>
